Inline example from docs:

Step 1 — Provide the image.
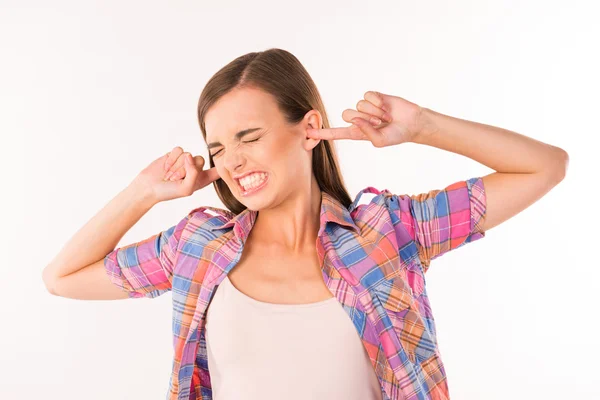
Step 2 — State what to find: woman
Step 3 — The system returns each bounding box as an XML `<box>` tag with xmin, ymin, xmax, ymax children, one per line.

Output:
<box><xmin>42</xmin><ymin>48</ymin><xmax>568</xmax><ymax>400</ymax></box>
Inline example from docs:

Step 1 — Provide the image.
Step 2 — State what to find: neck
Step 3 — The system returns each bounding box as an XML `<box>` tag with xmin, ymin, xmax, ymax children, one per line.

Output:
<box><xmin>250</xmin><ymin>176</ymin><xmax>322</xmax><ymax>253</ymax></box>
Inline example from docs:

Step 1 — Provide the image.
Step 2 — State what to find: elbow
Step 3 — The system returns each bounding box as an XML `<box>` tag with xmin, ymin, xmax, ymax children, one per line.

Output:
<box><xmin>560</xmin><ymin>148</ymin><xmax>569</xmax><ymax>180</ymax></box>
<box><xmin>556</xmin><ymin>148</ymin><xmax>569</xmax><ymax>182</ymax></box>
<box><xmin>42</xmin><ymin>268</ymin><xmax>59</xmax><ymax>296</ymax></box>
<box><xmin>548</xmin><ymin>147</ymin><xmax>569</xmax><ymax>182</ymax></box>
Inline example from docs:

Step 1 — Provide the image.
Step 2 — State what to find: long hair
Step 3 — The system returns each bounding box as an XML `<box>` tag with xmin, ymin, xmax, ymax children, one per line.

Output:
<box><xmin>197</xmin><ymin>48</ymin><xmax>352</xmax><ymax>214</ymax></box>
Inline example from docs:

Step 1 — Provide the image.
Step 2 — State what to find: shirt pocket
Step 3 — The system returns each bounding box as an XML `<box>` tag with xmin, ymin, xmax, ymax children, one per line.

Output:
<box><xmin>373</xmin><ymin>275</ymin><xmax>437</xmax><ymax>363</ymax></box>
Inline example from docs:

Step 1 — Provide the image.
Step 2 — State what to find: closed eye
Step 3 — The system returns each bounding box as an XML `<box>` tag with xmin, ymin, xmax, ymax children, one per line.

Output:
<box><xmin>210</xmin><ymin>138</ymin><xmax>260</xmax><ymax>157</ymax></box>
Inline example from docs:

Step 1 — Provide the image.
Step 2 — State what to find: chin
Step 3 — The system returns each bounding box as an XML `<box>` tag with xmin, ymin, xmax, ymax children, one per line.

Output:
<box><xmin>235</xmin><ymin>193</ymin><xmax>272</xmax><ymax>212</ymax></box>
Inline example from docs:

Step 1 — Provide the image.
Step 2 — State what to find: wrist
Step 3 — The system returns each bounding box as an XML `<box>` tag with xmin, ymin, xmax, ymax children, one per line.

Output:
<box><xmin>411</xmin><ymin>107</ymin><xmax>439</xmax><ymax>144</ymax></box>
<box><xmin>126</xmin><ymin>178</ymin><xmax>159</xmax><ymax>209</ymax></box>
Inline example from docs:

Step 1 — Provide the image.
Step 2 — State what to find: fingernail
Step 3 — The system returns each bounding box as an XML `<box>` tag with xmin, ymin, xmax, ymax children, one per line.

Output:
<box><xmin>169</xmin><ymin>173</ymin><xmax>178</xmax><ymax>181</ymax></box>
<box><xmin>164</xmin><ymin>171</ymin><xmax>173</xmax><ymax>180</ymax></box>
<box><xmin>382</xmin><ymin>113</ymin><xmax>392</xmax><ymax>122</ymax></box>
<box><xmin>370</xmin><ymin>117</ymin><xmax>382</xmax><ymax>125</ymax></box>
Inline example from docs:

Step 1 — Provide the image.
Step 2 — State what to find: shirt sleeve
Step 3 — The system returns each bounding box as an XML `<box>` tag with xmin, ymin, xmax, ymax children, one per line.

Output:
<box><xmin>390</xmin><ymin>176</ymin><xmax>487</xmax><ymax>273</ymax></box>
<box><xmin>103</xmin><ymin>212</ymin><xmax>191</xmax><ymax>299</ymax></box>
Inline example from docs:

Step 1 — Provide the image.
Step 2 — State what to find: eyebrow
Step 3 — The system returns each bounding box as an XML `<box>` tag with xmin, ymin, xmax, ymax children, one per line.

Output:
<box><xmin>207</xmin><ymin>128</ymin><xmax>262</xmax><ymax>151</ymax></box>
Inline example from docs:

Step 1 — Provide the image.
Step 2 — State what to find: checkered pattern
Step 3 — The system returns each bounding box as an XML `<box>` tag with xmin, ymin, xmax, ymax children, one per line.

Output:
<box><xmin>104</xmin><ymin>177</ymin><xmax>487</xmax><ymax>400</ymax></box>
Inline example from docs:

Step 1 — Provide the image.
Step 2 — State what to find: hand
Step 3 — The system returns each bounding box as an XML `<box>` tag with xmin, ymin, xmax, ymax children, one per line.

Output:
<box><xmin>133</xmin><ymin>146</ymin><xmax>220</xmax><ymax>203</ymax></box>
<box><xmin>306</xmin><ymin>91</ymin><xmax>427</xmax><ymax>147</ymax></box>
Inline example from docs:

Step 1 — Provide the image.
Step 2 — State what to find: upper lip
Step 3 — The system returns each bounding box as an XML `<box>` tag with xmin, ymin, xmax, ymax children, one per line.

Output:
<box><xmin>232</xmin><ymin>170</ymin><xmax>267</xmax><ymax>180</ymax></box>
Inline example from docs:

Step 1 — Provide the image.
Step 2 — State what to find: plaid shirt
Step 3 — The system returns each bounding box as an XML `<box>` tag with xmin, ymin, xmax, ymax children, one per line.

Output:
<box><xmin>104</xmin><ymin>177</ymin><xmax>487</xmax><ymax>400</ymax></box>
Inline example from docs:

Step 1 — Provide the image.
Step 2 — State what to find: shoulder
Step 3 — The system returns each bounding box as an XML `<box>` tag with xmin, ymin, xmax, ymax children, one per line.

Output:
<box><xmin>349</xmin><ymin>186</ymin><xmax>393</xmax><ymax>213</ymax></box>
<box><xmin>347</xmin><ymin>186</ymin><xmax>397</xmax><ymax>230</ymax></box>
<box><xmin>168</xmin><ymin>205</ymin><xmax>235</xmax><ymax>258</ymax></box>
<box><xmin>185</xmin><ymin>205</ymin><xmax>235</xmax><ymax>230</ymax></box>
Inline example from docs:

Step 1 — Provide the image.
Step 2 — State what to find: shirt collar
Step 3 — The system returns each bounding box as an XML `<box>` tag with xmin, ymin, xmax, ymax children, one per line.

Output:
<box><xmin>207</xmin><ymin>191</ymin><xmax>359</xmax><ymax>242</ymax></box>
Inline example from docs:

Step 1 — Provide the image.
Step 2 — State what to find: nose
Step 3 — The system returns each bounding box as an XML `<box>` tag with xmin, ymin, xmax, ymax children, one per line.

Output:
<box><xmin>223</xmin><ymin>146</ymin><xmax>245</xmax><ymax>173</ymax></box>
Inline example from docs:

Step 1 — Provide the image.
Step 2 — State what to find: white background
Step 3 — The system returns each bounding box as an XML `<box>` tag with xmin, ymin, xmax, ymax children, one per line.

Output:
<box><xmin>1</xmin><ymin>1</ymin><xmax>598</xmax><ymax>399</ymax></box>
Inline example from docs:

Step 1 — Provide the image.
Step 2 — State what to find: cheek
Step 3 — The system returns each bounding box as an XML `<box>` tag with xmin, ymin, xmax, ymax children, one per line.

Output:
<box><xmin>213</xmin><ymin>161</ymin><xmax>223</xmax><ymax>175</ymax></box>
<box><xmin>279</xmin><ymin>147</ymin><xmax>310</xmax><ymax>177</ymax></box>
<box><xmin>246</xmin><ymin>142</ymin><xmax>283</xmax><ymax>169</ymax></box>
<box><xmin>214</xmin><ymin>163</ymin><xmax>231</xmax><ymax>185</ymax></box>
<box><xmin>266</xmin><ymin>135</ymin><xmax>301</xmax><ymax>161</ymax></box>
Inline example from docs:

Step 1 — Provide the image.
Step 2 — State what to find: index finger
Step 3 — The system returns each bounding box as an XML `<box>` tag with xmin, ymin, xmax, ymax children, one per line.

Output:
<box><xmin>198</xmin><ymin>166</ymin><xmax>221</xmax><ymax>187</ymax></box>
<box><xmin>306</xmin><ymin>125</ymin><xmax>367</xmax><ymax>141</ymax></box>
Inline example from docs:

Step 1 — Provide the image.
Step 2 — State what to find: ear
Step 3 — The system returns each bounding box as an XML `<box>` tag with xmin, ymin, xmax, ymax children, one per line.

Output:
<box><xmin>302</xmin><ymin>109</ymin><xmax>322</xmax><ymax>151</ymax></box>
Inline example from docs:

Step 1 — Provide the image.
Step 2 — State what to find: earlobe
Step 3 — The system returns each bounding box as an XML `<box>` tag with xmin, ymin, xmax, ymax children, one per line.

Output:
<box><xmin>303</xmin><ymin>134</ymin><xmax>321</xmax><ymax>151</ymax></box>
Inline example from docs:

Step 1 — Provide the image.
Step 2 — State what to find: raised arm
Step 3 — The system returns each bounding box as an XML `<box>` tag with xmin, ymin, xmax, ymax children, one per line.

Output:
<box><xmin>306</xmin><ymin>91</ymin><xmax>568</xmax><ymax>272</ymax></box>
<box><xmin>42</xmin><ymin>180</ymin><xmax>156</xmax><ymax>300</ymax></box>
<box><xmin>412</xmin><ymin>107</ymin><xmax>568</xmax><ymax>233</ymax></box>
<box><xmin>307</xmin><ymin>91</ymin><xmax>568</xmax><ymax>235</ymax></box>
<box><xmin>42</xmin><ymin>147</ymin><xmax>220</xmax><ymax>300</ymax></box>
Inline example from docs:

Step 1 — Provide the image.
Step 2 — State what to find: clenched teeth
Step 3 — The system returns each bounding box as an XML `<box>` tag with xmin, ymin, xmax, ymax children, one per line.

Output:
<box><xmin>239</xmin><ymin>172</ymin><xmax>267</xmax><ymax>191</ymax></box>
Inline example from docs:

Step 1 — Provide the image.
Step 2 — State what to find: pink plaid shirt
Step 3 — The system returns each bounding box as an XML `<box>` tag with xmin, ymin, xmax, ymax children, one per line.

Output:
<box><xmin>104</xmin><ymin>177</ymin><xmax>487</xmax><ymax>400</ymax></box>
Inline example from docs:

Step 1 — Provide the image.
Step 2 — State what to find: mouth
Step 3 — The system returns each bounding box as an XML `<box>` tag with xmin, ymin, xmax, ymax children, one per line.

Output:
<box><xmin>234</xmin><ymin>171</ymin><xmax>269</xmax><ymax>197</ymax></box>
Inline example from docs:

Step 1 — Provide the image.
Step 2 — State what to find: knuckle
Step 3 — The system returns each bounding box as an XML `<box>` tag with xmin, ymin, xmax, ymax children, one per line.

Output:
<box><xmin>187</xmin><ymin>167</ymin><xmax>198</xmax><ymax>179</ymax></box>
<box><xmin>366</xmin><ymin>91</ymin><xmax>383</xmax><ymax>108</ymax></box>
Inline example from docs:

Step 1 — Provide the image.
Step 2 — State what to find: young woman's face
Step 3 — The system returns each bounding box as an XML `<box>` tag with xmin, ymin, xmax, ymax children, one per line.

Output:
<box><xmin>204</xmin><ymin>87</ymin><xmax>321</xmax><ymax>211</ymax></box>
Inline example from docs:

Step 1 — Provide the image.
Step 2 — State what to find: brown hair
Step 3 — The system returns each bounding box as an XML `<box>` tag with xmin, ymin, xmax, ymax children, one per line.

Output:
<box><xmin>197</xmin><ymin>48</ymin><xmax>352</xmax><ymax>214</ymax></box>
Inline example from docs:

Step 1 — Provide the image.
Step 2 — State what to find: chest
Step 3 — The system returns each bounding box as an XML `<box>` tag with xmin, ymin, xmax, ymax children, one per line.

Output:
<box><xmin>172</xmin><ymin>206</ymin><xmax>434</xmax><ymax>399</ymax></box>
<box><xmin>226</xmin><ymin>243</ymin><xmax>334</xmax><ymax>305</ymax></box>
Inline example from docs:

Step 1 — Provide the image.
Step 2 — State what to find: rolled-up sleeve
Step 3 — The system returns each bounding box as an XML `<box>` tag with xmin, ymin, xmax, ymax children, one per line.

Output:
<box><xmin>103</xmin><ymin>213</ymin><xmax>191</xmax><ymax>298</ymax></box>
<box><xmin>390</xmin><ymin>176</ymin><xmax>487</xmax><ymax>273</ymax></box>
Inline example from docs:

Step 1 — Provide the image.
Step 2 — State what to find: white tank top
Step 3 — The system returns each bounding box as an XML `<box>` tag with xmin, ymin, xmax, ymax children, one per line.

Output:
<box><xmin>205</xmin><ymin>275</ymin><xmax>384</xmax><ymax>400</ymax></box>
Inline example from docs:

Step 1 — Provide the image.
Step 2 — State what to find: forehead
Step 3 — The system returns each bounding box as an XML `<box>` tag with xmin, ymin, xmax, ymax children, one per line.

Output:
<box><xmin>205</xmin><ymin>87</ymin><xmax>282</xmax><ymax>142</ymax></box>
